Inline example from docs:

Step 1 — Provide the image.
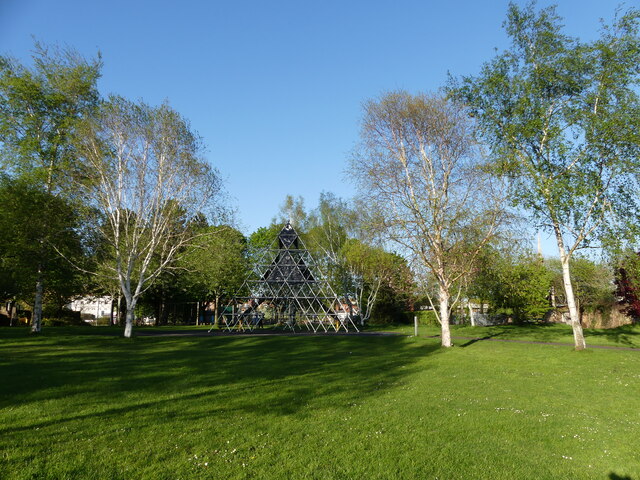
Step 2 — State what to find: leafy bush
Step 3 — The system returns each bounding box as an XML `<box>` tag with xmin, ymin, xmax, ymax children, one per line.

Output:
<box><xmin>95</xmin><ymin>316</ymin><xmax>112</xmax><ymax>326</ymax></box>
<box><xmin>405</xmin><ymin>310</ymin><xmax>439</xmax><ymax>326</ymax></box>
<box><xmin>42</xmin><ymin>307</ymin><xmax>83</xmax><ymax>326</ymax></box>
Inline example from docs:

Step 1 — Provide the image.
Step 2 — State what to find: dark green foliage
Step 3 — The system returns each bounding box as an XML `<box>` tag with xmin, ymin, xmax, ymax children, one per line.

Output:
<box><xmin>41</xmin><ymin>306</ymin><xmax>83</xmax><ymax>327</ymax></box>
<box><xmin>248</xmin><ymin>223</ymin><xmax>285</xmax><ymax>252</ymax></box>
<box><xmin>368</xmin><ymin>283</ymin><xmax>407</xmax><ymax>324</ymax></box>
<box><xmin>547</xmin><ymin>256</ymin><xmax>617</xmax><ymax>315</ymax></box>
<box><xmin>0</xmin><ymin>175</ymin><xmax>89</xmax><ymax>308</ymax></box>
<box><xmin>0</xmin><ymin>43</ymin><xmax>101</xmax><ymax>330</ymax></box>
<box><xmin>469</xmin><ymin>246</ymin><xmax>552</xmax><ymax>322</ymax></box>
<box><xmin>406</xmin><ymin>310</ymin><xmax>440</xmax><ymax>326</ymax></box>
<box><xmin>615</xmin><ymin>251</ymin><xmax>640</xmax><ymax>321</ymax></box>
<box><xmin>137</xmin><ymin>225</ymin><xmax>249</xmax><ymax>325</ymax></box>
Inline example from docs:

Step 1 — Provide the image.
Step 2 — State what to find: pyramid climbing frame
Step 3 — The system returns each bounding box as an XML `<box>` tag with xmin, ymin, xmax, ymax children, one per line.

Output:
<box><xmin>220</xmin><ymin>223</ymin><xmax>359</xmax><ymax>333</ymax></box>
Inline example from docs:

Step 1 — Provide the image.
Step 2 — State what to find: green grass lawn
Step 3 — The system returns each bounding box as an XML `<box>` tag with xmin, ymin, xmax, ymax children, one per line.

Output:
<box><xmin>382</xmin><ymin>322</ymin><xmax>640</xmax><ymax>349</ymax></box>
<box><xmin>1</xmin><ymin>325</ymin><xmax>639</xmax><ymax>479</ymax></box>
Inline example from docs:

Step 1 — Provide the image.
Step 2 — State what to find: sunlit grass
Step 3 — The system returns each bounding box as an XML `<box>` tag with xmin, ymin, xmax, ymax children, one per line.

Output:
<box><xmin>378</xmin><ymin>321</ymin><xmax>640</xmax><ymax>349</ymax></box>
<box><xmin>1</xmin><ymin>326</ymin><xmax>639</xmax><ymax>479</ymax></box>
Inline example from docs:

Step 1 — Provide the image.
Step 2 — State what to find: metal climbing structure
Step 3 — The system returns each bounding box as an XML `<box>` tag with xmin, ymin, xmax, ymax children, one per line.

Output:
<box><xmin>220</xmin><ymin>222</ymin><xmax>359</xmax><ymax>333</ymax></box>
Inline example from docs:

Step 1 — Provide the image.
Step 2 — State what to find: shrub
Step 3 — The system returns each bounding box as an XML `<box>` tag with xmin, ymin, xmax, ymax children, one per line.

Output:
<box><xmin>42</xmin><ymin>307</ymin><xmax>83</xmax><ymax>326</ymax></box>
<box><xmin>405</xmin><ymin>310</ymin><xmax>440</xmax><ymax>326</ymax></box>
<box><xmin>95</xmin><ymin>316</ymin><xmax>112</xmax><ymax>326</ymax></box>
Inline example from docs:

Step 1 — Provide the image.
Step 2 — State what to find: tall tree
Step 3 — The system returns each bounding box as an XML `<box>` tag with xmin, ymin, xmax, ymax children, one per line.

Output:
<box><xmin>305</xmin><ymin>192</ymin><xmax>356</xmax><ymax>300</ymax></box>
<box><xmin>0</xmin><ymin>175</ymin><xmax>88</xmax><ymax>316</ymax></box>
<box><xmin>452</xmin><ymin>3</ymin><xmax>640</xmax><ymax>349</ymax></box>
<box><xmin>305</xmin><ymin>192</ymin><xmax>403</xmax><ymax>324</ymax></box>
<box><xmin>351</xmin><ymin>92</ymin><xmax>506</xmax><ymax>347</ymax></box>
<box><xmin>179</xmin><ymin>225</ymin><xmax>248</xmax><ymax>325</ymax></box>
<box><xmin>470</xmin><ymin>248</ymin><xmax>552</xmax><ymax>323</ymax></box>
<box><xmin>74</xmin><ymin>96</ymin><xmax>221</xmax><ymax>338</ymax></box>
<box><xmin>0</xmin><ymin>43</ymin><xmax>102</xmax><ymax>332</ymax></box>
<box><xmin>341</xmin><ymin>239</ymin><xmax>413</xmax><ymax>325</ymax></box>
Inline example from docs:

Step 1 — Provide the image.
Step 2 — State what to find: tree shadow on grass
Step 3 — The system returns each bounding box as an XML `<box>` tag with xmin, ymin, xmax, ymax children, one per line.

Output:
<box><xmin>458</xmin><ymin>331</ymin><xmax>507</xmax><ymax>348</ymax></box>
<box><xmin>585</xmin><ymin>324</ymin><xmax>640</xmax><ymax>348</ymax></box>
<box><xmin>609</xmin><ymin>473</ymin><xmax>634</xmax><ymax>480</ymax></box>
<box><xmin>0</xmin><ymin>333</ymin><xmax>442</xmax><ymax>435</ymax></box>
<box><xmin>454</xmin><ymin>322</ymin><xmax>639</xmax><ymax>346</ymax></box>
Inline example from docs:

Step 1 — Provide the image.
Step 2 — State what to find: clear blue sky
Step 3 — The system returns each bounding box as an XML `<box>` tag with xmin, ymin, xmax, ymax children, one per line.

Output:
<box><xmin>0</xmin><ymin>0</ymin><xmax>626</xmax><ymax>253</ymax></box>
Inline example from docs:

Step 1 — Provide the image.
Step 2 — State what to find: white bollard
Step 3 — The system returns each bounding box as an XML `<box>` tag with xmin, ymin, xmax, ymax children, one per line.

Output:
<box><xmin>414</xmin><ymin>315</ymin><xmax>418</xmax><ymax>337</ymax></box>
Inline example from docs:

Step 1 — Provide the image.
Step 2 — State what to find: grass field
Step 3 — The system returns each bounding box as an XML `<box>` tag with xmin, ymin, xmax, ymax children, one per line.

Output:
<box><xmin>1</xmin><ymin>324</ymin><xmax>639</xmax><ymax>479</ymax></box>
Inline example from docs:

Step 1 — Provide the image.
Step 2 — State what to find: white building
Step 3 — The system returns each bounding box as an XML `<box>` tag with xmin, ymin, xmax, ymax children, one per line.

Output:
<box><xmin>67</xmin><ymin>296</ymin><xmax>113</xmax><ymax>322</ymax></box>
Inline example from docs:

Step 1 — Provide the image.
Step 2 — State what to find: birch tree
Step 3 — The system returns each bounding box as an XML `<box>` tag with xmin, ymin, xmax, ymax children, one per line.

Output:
<box><xmin>75</xmin><ymin>96</ymin><xmax>221</xmax><ymax>337</ymax></box>
<box><xmin>351</xmin><ymin>92</ymin><xmax>506</xmax><ymax>347</ymax></box>
<box><xmin>452</xmin><ymin>3</ymin><xmax>640</xmax><ymax>349</ymax></box>
<box><xmin>305</xmin><ymin>192</ymin><xmax>399</xmax><ymax>324</ymax></box>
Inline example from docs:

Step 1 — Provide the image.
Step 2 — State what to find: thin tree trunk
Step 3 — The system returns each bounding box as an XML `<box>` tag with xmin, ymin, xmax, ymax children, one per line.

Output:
<box><xmin>439</xmin><ymin>283</ymin><xmax>453</xmax><ymax>347</ymax></box>
<box><xmin>110</xmin><ymin>297</ymin><xmax>116</xmax><ymax>326</ymax></box>
<box><xmin>213</xmin><ymin>295</ymin><xmax>220</xmax><ymax>326</ymax></box>
<box><xmin>554</xmin><ymin>227</ymin><xmax>587</xmax><ymax>350</ymax></box>
<box><xmin>117</xmin><ymin>294</ymin><xmax>124</xmax><ymax>325</ymax></box>
<box><xmin>31</xmin><ymin>267</ymin><xmax>44</xmax><ymax>333</ymax></box>
<box><xmin>8</xmin><ymin>300</ymin><xmax>16</xmax><ymax>327</ymax></box>
<box><xmin>559</xmin><ymin>255</ymin><xmax>586</xmax><ymax>350</ymax></box>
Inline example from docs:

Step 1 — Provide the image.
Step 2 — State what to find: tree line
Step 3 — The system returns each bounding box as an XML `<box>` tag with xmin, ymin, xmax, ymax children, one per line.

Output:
<box><xmin>1</xmin><ymin>3</ymin><xmax>640</xmax><ymax>349</ymax></box>
<box><xmin>350</xmin><ymin>2</ymin><xmax>640</xmax><ymax>349</ymax></box>
<box><xmin>0</xmin><ymin>43</ymin><xmax>222</xmax><ymax>337</ymax></box>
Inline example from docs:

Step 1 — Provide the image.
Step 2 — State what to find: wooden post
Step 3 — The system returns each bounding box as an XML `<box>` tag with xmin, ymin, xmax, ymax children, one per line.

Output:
<box><xmin>414</xmin><ymin>315</ymin><xmax>418</xmax><ymax>337</ymax></box>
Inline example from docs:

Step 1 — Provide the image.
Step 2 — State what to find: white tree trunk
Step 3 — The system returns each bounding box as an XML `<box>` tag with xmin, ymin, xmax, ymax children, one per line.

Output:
<box><xmin>439</xmin><ymin>283</ymin><xmax>453</xmax><ymax>347</ymax></box>
<box><xmin>123</xmin><ymin>291</ymin><xmax>136</xmax><ymax>338</ymax></box>
<box><xmin>469</xmin><ymin>302</ymin><xmax>476</xmax><ymax>326</ymax></box>
<box><xmin>559</xmin><ymin>254</ymin><xmax>586</xmax><ymax>350</ymax></box>
<box><xmin>124</xmin><ymin>307</ymin><xmax>135</xmax><ymax>338</ymax></box>
<box><xmin>554</xmin><ymin>227</ymin><xmax>586</xmax><ymax>350</ymax></box>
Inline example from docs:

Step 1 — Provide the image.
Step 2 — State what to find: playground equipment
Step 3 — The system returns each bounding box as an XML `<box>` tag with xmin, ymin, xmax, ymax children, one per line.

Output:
<box><xmin>219</xmin><ymin>222</ymin><xmax>359</xmax><ymax>333</ymax></box>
